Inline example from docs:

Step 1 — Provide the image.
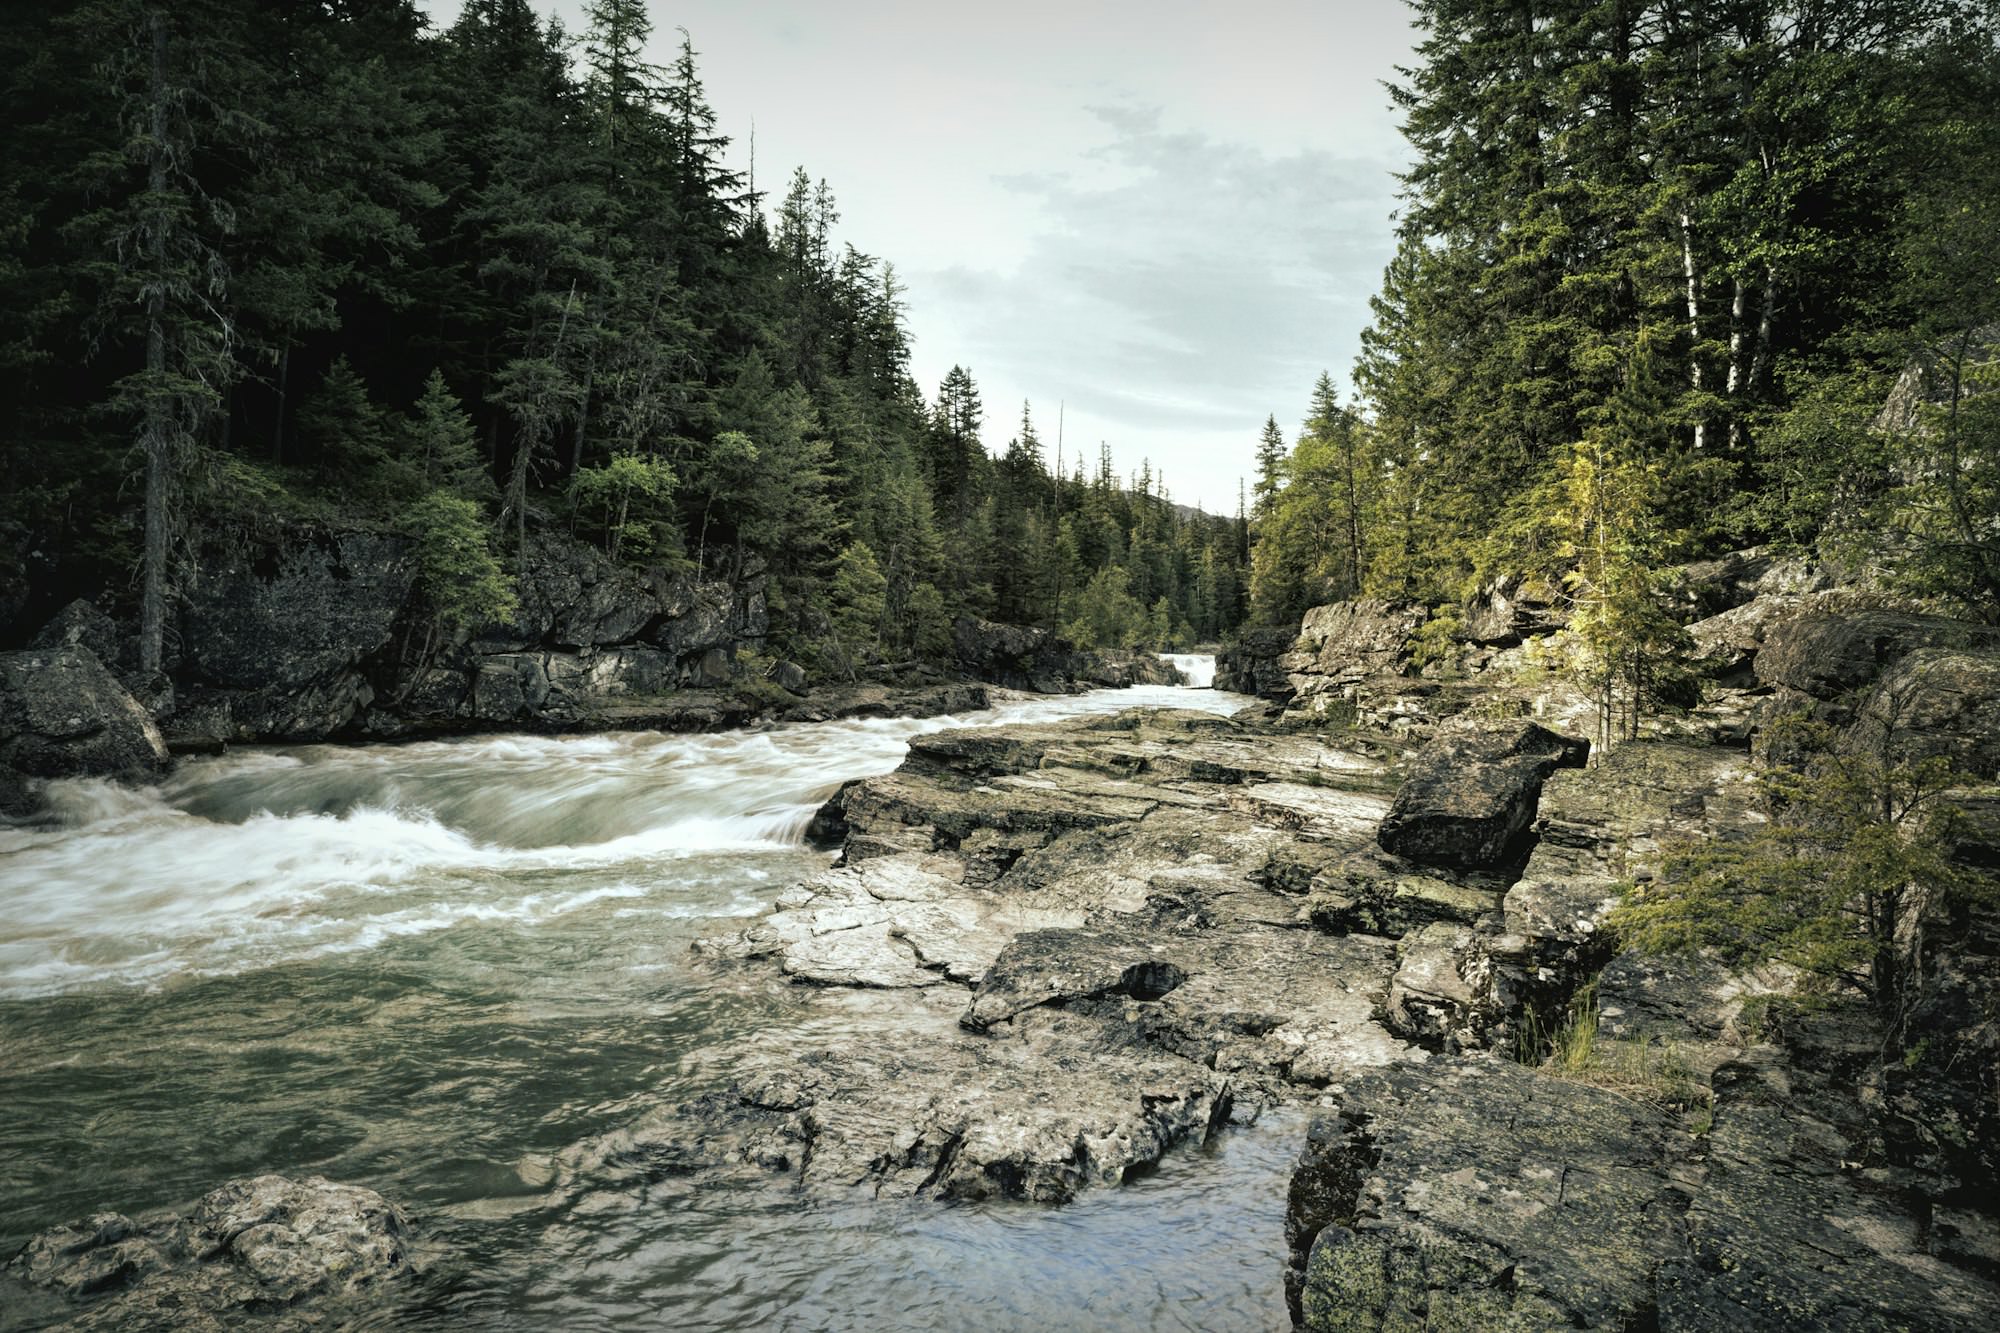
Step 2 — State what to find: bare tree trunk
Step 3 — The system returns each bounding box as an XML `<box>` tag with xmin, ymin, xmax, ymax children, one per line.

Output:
<box><xmin>569</xmin><ymin>364</ymin><xmax>593</xmax><ymax>475</ymax></box>
<box><xmin>272</xmin><ymin>345</ymin><xmax>289</xmax><ymax>463</ymax></box>
<box><xmin>138</xmin><ymin>10</ymin><xmax>171</xmax><ymax>678</ymax></box>
<box><xmin>1725</xmin><ymin>275</ymin><xmax>1749</xmax><ymax>453</ymax></box>
<box><xmin>1749</xmin><ymin>264</ymin><xmax>1779</xmax><ymax>391</ymax></box>
<box><xmin>1680</xmin><ymin>211</ymin><xmax>1705</xmax><ymax>452</ymax></box>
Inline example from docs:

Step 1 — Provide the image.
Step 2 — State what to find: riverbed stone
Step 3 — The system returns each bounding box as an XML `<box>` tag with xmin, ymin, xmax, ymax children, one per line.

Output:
<box><xmin>1</xmin><ymin>1174</ymin><xmax>416</xmax><ymax>1330</ymax></box>
<box><xmin>1290</xmin><ymin>1058</ymin><xmax>1683</xmax><ymax>1330</ymax></box>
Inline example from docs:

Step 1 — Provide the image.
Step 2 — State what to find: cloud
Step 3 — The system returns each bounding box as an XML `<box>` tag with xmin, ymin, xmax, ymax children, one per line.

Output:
<box><xmin>905</xmin><ymin>107</ymin><xmax>1400</xmax><ymax>500</ymax></box>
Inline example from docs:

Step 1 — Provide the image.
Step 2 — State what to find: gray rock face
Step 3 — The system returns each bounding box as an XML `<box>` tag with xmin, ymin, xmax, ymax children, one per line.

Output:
<box><xmin>1280</xmin><ymin>601</ymin><xmax>1427</xmax><ymax>710</ymax></box>
<box><xmin>1</xmin><ymin>1174</ymin><xmax>415</xmax><ymax>1330</ymax></box>
<box><xmin>1216</xmin><ymin>625</ymin><xmax>1302</xmax><ymax>699</ymax></box>
<box><xmin>1754</xmin><ymin>610</ymin><xmax>2000</xmax><ymax>702</ymax></box>
<box><xmin>1290</xmin><ymin>1045</ymin><xmax>2000</xmax><ymax>1332</ymax></box>
<box><xmin>29</xmin><ymin>600</ymin><xmax>132</xmax><ymax>677</ymax></box>
<box><xmin>1291</xmin><ymin>1058</ymin><xmax>1682</xmax><ymax>1330</ymax></box>
<box><xmin>1673</xmin><ymin>545</ymin><xmax>1833</xmax><ymax>619</ymax></box>
<box><xmin>0</xmin><ymin>646</ymin><xmax>169</xmax><ymax>816</ymax></box>
<box><xmin>672</xmin><ymin>706</ymin><xmax>1422</xmax><ymax>1207</ymax></box>
<box><xmin>183</xmin><ymin>532</ymin><xmax>412</xmax><ymax>695</ymax></box>
<box><xmin>1462</xmin><ymin>575</ymin><xmax>1566</xmax><ymax>646</ymax></box>
<box><xmin>1850</xmin><ymin>646</ymin><xmax>2000</xmax><ymax>780</ymax></box>
<box><xmin>1375</xmin><ymin>722</ymin><xmax>1588</xmax><ymax>870</ymax></box>
<box><xmin>950</xmin><ymin>616</ymin><xmax>1178</xmax><ymax>693</ymax></box>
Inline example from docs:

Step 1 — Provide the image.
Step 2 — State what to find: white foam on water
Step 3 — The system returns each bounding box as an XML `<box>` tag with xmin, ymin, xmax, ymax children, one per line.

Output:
<box><xmin>1160</xmin><ymin>653</ymin><xmax>1217</xmax><ymax>688</ymax></box>
<box><xmin>0</xmin><ymin>680</ymin><xmax>1248</xmax><ymax>997</ymax></box>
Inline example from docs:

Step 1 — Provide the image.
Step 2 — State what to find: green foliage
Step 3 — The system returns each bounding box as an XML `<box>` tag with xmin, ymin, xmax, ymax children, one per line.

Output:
<box><xmin>570</xmin><ymin>450</ymin><xmax>677</xmax><ymax>563</ymax></box>
<box><xmin>1407</xmin><ymin>605</ymin><xmax>1463</xmax><ymax>674</ymax></box>
<box><xmin>1547</xmin><ymin>419</ymin><xmax>1697</xmax><ymax>750</ymax></box>
<box><xmin>1517</xmin><ymin>981</ymin><xmax>1710</xmax><ymax>1113</ymax></box>
<box><xmin>403</xmin><ymin>489</ymin><xmax>516</xmax><ymax>640</ymax></box>
<box><xmin>1613</xmin><ymin>715</ymin><xmax>1996</xmax><ymax>1046</ymax></box>
<box><xmin>1339</xmin><ymin>0</ymin><xmax>2000</xmax><ymax>604</ymax></box>
<box><xmin>1874</xmin><ymin>344</ymin><xmax>2000</xmax><ymax>622</ymax></box>
<box><xmin>404</xmin><ymin>370</ymin><xmax>492</xmax><ymax>501</ymax></box>
<box><xmin>828</xmin><ymin>540</ymin><xmax>887</xmax><ymax>668</ymax></box>
<box><xmin>297</xmin><ymin>357</ymin><xmax>407</xmax><ymax>499</ymax></box>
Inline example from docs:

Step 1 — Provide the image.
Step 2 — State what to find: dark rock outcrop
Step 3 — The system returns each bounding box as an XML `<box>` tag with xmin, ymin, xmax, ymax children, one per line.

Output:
<box><xmin>29</xmin><ymin>600</ymin><xmax>133</xmax><ymax>677</ymax></box>
<box><xmin>1849</xmin><ymin>645</ymin><xmax>2000</xmax><ymax>779</ymax></box>
<box><xmin>1462</xmin><ymin>575</ymin><xmax>1565</xmax><ymax>646</ymax></box>
<box><xmin>950</xmin><ymin>616</ymin><xmax>1179</xmax><ymax>693</ymax></box>
<box><xmin>156</xmin><ymin>529</ymin><xmax>783</xmax><ymax>743</ymax></box>
<box><xmin>1375</xmin><ymin>722</ymin><xmax>1588</xmax><ymax>870</ymax></box>
<box><xmin>1287</xmin><ymin>1047</ymin><xmax>2000</xmax><ymax>1332</ymax></box>
<box><xmin>182</xmin><ymin>531</ymin><xmax>412</xmax><ymax>696</ymax></box>
<box><xmin>1217</xmin><ymin>625</ymin><xmax>1302</xmax><ymax>699</ymax></box>
<box><xmin>1754</xmin><ymin>610</ymin><xmax>2000</xmax><ymax>704</ymax></box>
<box><xmin>0</xmin><ymin>645</ymin><xmax>169</xmax><ymax>817</ymax></box>
<box><xmin>1</xmin><ymin>1174</ymin><xmax>416</xmax><ymax>1330</ymax></box>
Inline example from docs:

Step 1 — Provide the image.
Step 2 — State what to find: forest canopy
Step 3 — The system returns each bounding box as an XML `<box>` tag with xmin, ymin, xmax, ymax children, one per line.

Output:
<box><xmin>0</xmin><ymin>0</ymin><xmax>1252</xmax><ymax>667</ymax></box>
<box><xmin>1247</xmin><ymin>0</ymin><xmax>2000</xmax><ymax>636</ymax></box>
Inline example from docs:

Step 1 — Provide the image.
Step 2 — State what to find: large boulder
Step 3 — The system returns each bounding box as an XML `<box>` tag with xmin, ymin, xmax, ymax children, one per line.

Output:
<box><xmin>1</xmin><ymin>1174</ymin><xmax>416</xmax><ymax>1330</ymax></box>
<box><xmin>502</xmin><ymin>533</ymin><xmax>657</xmax><ymax>649</ymax></box>
<box><xmin>1289</xmin><ymin>1047</ymin><xmax>2000</xmax><ymax>1332</ymax></box>
<box><xmin>1672</xmin><ymin>545</ymin><xmax>1833</xmax><ymax>619</ymax></box>
<box><xmin>1282</xmin><ymin>601</ymin><xmax>1427</xmax><ymax>707</ymax></box>
<box><xmin>1463</xmin><ymin>575</ymin><xmax>1565</xmax><ymax>646</ymax></box>
<box><xmin>29</xmin><ymin>600</ymin><xmax>133</xmax><ymax>676</ymax></box>
<box><xmin>648</xmin><ymin>571</ymin><xmax>736</xmax><ymax>658</ymax></box>
<box><xmin>1288</xmin><ymin>1059</ymin><xmax>1682</xmax><ymax>1330</ymax></box>
<box><xmin>1376</xmin><ymin>722</ymin><xmax>1588</xmax><ymax>869</ymax></box>
<box><xmin>952</xmin><ymin>616</ymin><xmax>1063</xmax><ymax>691</ymax></box>
<box><xmin>0</xmin><ymin>645</ymin><xmax>169</xmax><ymax>816</ymax></box>
<box><xmin>949</xmin><ymin>616</ymin><xmax>1162</xmax><ymax>693</ymax></box>
<box><xmin>181</xmin><ymin>532</ymin><xmax>413</xmax><ymax>692</ymax></box>
<box><xmin>1848</xmin><ymin>646</ymin><xmax>2000</xmax><ymax>780</ymax></box>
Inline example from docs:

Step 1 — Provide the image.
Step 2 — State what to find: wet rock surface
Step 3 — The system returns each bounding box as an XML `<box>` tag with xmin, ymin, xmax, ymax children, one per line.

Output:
<box><xmin>646</xmin><ymin>612</ymin><xmax>2000</xmax><ymax>1331</ymax></box>
<box><xmin>0</xmin><ymin>645</ymin><xmax>169</xmax><ymax>818</ymax></box>
<box><xmin>667</xmin><ymin>705</ymin><xmax>1426</xmax><ymax>1207</ymax></box>
<box><xmin>0</xmin><ymin>1174</ymin><xmax>416</xmax><ymax>1331</ymax></box>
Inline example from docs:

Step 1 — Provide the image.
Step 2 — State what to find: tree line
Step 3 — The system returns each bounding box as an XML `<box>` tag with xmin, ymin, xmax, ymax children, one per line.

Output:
<box><xmin>0</xmin><ymin>0</ymin><xmax>1252</xmax><ymax>675</ymax></box>
<box><xmin>1242</xmin><ymin>0</ymin><xmax>1999</xmax><ymax>741</ymax></box>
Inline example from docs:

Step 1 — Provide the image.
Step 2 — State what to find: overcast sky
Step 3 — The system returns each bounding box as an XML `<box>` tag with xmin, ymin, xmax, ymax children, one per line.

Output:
<box><xmin>420</xmin><ymin>1</ymin><xmax>1419</xmax><ymax>513</ymax></box>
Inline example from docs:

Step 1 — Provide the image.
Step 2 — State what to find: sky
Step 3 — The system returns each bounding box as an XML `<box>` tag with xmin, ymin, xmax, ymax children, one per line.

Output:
<box><xmin>419</xmin><ymin>1</ymin><xmax>1420</xmax><ymax>514</ymax></box>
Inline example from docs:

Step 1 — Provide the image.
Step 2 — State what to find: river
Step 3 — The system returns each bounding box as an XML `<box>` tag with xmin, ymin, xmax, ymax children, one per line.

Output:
<box><xmin>0</xmin><ymin>667</ymin><xmax>1300</xmax><ymax>1331</ymax></box>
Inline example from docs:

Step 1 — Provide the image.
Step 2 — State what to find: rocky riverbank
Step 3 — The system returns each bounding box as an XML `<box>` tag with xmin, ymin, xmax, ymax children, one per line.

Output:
<box><xmin>7</xmin><ymin>540</ymin><xmax>1997</xmax><ymax>1329</ymax></box>
<box><xmin>0</xmin><ymin>527</ymin><xmax>1176</xmax><ymax>819</ymax></box>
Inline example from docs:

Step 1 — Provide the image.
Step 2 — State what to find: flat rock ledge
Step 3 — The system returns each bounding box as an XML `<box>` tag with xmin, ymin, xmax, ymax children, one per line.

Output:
<box><xmin>622</xmin><ymin>706</ymin><xmax>1434</xmax><ymax>1208</ymax></box>
<box><xmin>1</xmin><ymin>1174</ymin><xmax>416</xmax><ymax>1331</ymax></box>
<box><xmin>571</xmin><ymin>626</ymin><xmax>2000</xmax><ymax>1333</ymax></box>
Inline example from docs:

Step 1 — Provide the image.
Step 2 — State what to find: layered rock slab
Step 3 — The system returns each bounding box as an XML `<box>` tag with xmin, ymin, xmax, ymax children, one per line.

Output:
<box><xmin>666</xmin><ymin>706</ymin><xmax>1423</xmax><ymax>1207</ymax></box>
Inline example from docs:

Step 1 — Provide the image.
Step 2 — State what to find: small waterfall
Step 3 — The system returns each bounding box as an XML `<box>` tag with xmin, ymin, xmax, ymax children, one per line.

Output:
<box><xmin>1161</xmin><ymin>653</ymin><xmax>1217</xmax><ymax>688</ymax></box>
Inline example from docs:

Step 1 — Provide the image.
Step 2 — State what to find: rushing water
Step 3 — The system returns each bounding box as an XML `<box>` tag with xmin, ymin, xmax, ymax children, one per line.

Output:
<box><xmin>0</xmin><ymin>666</ymin><xmax>1301</xmax><ymax>1331</ymax></box>
<box><xmin>1161</xmin><ymin>653</ymin><xmax>1217</xmax><ymax>689</ymax></box>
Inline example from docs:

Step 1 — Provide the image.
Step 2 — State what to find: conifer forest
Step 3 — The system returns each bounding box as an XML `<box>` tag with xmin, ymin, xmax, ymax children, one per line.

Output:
<box><xmin>4</xmin><ymin>4</ymin><xmax>2000</xmax><ymax>1332</ymax></box>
